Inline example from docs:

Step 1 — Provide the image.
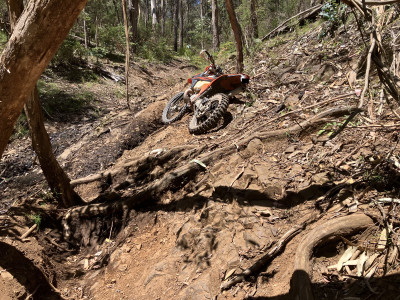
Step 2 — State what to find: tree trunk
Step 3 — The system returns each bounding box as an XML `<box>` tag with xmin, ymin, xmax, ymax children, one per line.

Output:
<box><xmin>122</xmin><ymin>0</ymin><xmax>130</xmax><ymax>110</ymax></box>
<box><xmin>225</xmin><ymin>0</ymin><xmax>244</xmax><ymax>73</ymax></box>
<box><xmin>6</xmin><ymin>0</ymin><xmax>23</xmax><ymax>30</ymax></box>
<box><xmin>6</xmin><ymin>0</ymin><xmax>84</xmax><ymax>207</ymax></box>
<box><xmin>160</xmin><ymin>0</ymin><xmax>165</xmax><ymax>35</ymax></box>
<box><xmin>0</xmin><ymin>0</ymin><xmax>88</xmax><ymax>158</ymax></box>
<box><xmin>200</xmin><ymin>0</ymin><xmax>205</xmax><ymax>49</ymax></box>
<box><xmin>211</xmin><ymin>0</ymin><xmax>220</xmax><ymax>52</ymax></box>
<box><xmin>178</xmin><ymin>0</ymin><xmax>183</xmax><ymax>49</ymax></box>
<box><xmin>24</xmin><ymin>88</ymin><xmax>84</xmax><ymax>207</ymax></box>
<box><xmin>112</xmin><ymin>0</ymin><xmax>122</xmax><ymax>24</ymax></box>
<box><xmin>151</xmin><ymin>0</ymin><xmax>157</xmax><ymax>29</ymax></box>
<box><xmin>173</xmin><ymin>0</ymin><xmax>178</xmax><ymax>51</ymax></box>
<box><xmin>83</xmin><ymin>9</ymin><xmax>88</xmax><ymax>49</ymax></box>
<box><xmin>143</xmin><ymin>0</ymin><xmax>149</xmax><ymax>27</ymax></box>
<box><xmin>250</xmin><ymin>0</ymin><xmax>258</xmax><ymax>39</ymax></box>
<box><xmin>128</xmin><ymin>0</ymin><xmax>139</xmax><ymax>53</ymax></box>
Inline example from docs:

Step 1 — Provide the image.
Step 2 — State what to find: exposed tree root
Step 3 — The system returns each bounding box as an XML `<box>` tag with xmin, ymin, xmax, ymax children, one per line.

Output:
<box><xmin>290</xmin><ymin>214</ymin><xmax>374</xmax><ymax>300</ymax></box>
<box><xmin>63</xmin><ymin>106</ymin><xmax>361</xmax><ymax>245</ymax></box>
<box><xmin>220</xmin><ymin>225</ymin><xmax>304</xmax><ymax>291</ymax></box>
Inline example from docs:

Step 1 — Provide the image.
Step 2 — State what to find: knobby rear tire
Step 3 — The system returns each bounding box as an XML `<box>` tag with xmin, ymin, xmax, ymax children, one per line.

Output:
<box><xmin>188</xmin><ymin>93</ymin><xmax>229</xmax><ymax>135</ymax></box>
<box><xmin>162</xmin><ymin>92</ymin><xmax>188</xmax><ymax>124</ymax></box>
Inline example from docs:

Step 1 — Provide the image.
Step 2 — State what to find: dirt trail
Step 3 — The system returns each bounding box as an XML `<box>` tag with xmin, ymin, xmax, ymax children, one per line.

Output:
<box><xmin>2</xmin><ymin>17</ymin><xmax>400</xmax><ymax>300</ymax></box>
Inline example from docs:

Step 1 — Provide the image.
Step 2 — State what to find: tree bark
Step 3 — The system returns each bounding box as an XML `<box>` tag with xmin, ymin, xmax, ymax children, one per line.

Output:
<box><xmin>200</xmin><ymin>0</ymin><xmax>205</xmax><ymax>49</ymax></box>
<box><xmin>173</xmin><ymin>0</ymin><xmax>178</xmax><ymax>51</ymax></box>
<box><xmin>122</xmin><ymin>0</ymin><xmax>130</xmax><ymax>110</ymax></box>
<box><xmin>250</xmin><ymin>0</ymin><xmax>258</xmax><ymax>39</ymax></box>
<box><xmin>7</xmin><ymin>0</ymin><xmax>84</xmax><ymax>207</ymax></box>
<box><xmin>211</xmin><ymin>0</ymin><xmax>220</xmax><ymax>52</ymax></box>
<box><xmin>6</xmin><ymin>0</ymin><xmax>23</xmax><ymax>31</ymax></box>
<box><xmin>225</xmin><ymin>0</ymin><xmax>244</xmax><ymax>73</ymax></box>
<box><xmin>151</xmin><ymin>0</ymin><xmax>157</xmax><ymax>29</ymax></box>
<box><xmin>0</xmin><ymin>0</ymin><xmax>88</xmax><ymax>159</ymax></box>
<box><xmin>160</xmin><ymin>0</ymin><xmax>165</xmax><ymax>35</ymax></box>
<box><xmin>178</xmin><ymin>0</ymin><xmax>183</xmax><ymax>49</ymax></box>
<box><xmin>128</xmin><ymin>0</ymin><xmax>139</xmax><ymax>53</ymax></box>
<box><xmin>24</xmin><ymin>88</ymin><xmax>84</xmax><ymax>207</ymax></box>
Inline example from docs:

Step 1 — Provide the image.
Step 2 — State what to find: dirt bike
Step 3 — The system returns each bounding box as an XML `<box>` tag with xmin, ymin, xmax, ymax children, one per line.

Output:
<box><xmin>162</xmin><ymin>50</ymin><xmax>250</xmax><ymax>134</ymax></box>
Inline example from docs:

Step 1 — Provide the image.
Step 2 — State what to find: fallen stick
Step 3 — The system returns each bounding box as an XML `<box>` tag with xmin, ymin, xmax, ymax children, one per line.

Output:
<box><xmin>262</xmin><ymin>4</ymin><xmax>323</xmax><ymax>41</ymax></box>
<box><xmin>261</xmin><ymin>92</ymin><xmax>357</xmax><ymax>126</ymax></box>
<box><xmin>20</xmin><ymin>224</ymin><xmax>37</xmax><ymax>239</ymax></box>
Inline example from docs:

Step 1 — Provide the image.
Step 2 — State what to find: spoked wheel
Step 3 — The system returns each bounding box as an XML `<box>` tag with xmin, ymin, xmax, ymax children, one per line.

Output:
<box><xmin>188</xmin><ymin>93</ymin><xmax>229</xmax><ymax>135</ymax></box>
<box><xmin>162</xmin><ymin>92</ymin><xmax>189</xmax><ymax>124</ymax></box>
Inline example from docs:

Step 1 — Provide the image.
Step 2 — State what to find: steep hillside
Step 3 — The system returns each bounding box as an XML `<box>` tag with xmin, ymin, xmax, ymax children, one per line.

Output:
<box><xmin>2</xmin><ymin>10</ymin><xmax>400</xmax><ymax>300</ymax></box>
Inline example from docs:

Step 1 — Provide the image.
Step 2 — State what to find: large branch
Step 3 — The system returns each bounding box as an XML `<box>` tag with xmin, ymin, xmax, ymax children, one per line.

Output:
<box><xmin>0</xmin><ymin>0</ymin><xmax>88</xmax><ymax>158</ymax></box>
<box><xmin>262</xmin><ymin>4</ymin><xmax>323</xmax><ymax>41</ymax></box>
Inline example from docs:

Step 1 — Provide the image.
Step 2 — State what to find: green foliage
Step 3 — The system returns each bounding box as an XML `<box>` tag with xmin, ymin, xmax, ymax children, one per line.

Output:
<box><xmin>318</xmin><ymin>1</ymin><xmax>347</xmax><ymax>39</ymax></box>
<box><xmin>0</xmin><ymin>30</ymin><xmax>6</xmax><ymax>52</ymax></box>
<box><xmin>37</xmin><ymin>80</ymin><xmax>97</xmax><ymax>118</ymax></box>
<box><xmin>138</xmin><ymin>40</ymin><xmax>172</xmax><ymax>62</ymax></box>
<box><xmin>11</xmin><ymin>114</ymin><xmax>29</xmax><ymax>140</ymax></box>
<box><xmin>29</xmin><ymin>214</ymin><xmax>42</xmax><ymax>230</ymax></box>
<box><xmin>98</xmin><ymin>25</ymin><xmax>125</xmax><ymax>53</ymax></box>
<box><xmin>53</xmin><ymin>36</ymin><xmax>89</xmax><ymax>65</ymax></box>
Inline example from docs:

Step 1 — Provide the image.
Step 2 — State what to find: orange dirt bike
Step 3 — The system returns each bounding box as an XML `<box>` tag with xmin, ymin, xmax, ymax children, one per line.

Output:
<box><xmin>162</xmin><ymin>50</ymin><xmax>250</xmax><ymax>134</ymax></box>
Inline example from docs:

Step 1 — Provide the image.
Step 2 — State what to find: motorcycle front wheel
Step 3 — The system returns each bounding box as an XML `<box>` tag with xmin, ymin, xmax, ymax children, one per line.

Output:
<box><xmin>162</xmin><ymin>92</ymin><xmax>188</xmax><ymax>124</ymax></box>
<box><xmin>188</xmin><ymin>93</ymin><xmax>229</xmax><ymax>135</ymax></box>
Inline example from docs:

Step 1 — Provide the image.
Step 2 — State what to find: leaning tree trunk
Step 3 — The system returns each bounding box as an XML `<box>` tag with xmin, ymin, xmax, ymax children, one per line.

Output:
<box><xmin>225</xmin><ymin>0</ymin><xmax>244</xmax><ymax>73</ymax></box>
<box><xmin>24</xmin><ymin>88</ymin><xmax>84</xmax><ymax>207</ymax></box>
<box><xmin>0</xmin><ymin>0</ymin><xmax>88</xmax><ymax>158</ymax></box>
<box><xmin>211</xmin><ymin>0</ymin><xmax>220</xmax><ymax>52</ymax></box>
<box><xmin>7</xmin><ymin>0</ymin><xmax>84</xmax><ymax>208</ymax></box>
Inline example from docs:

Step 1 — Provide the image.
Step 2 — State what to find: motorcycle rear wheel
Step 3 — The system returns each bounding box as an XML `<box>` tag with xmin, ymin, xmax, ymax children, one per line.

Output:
<box><xmin>188</xmin><ymin>93</ymin><xmax>229</xmax><ymax>135</ymax></box>
<box><xmin>162</xmin><ymin>92</ymin><xmax>188</xmax><ymax>124</ymax></box>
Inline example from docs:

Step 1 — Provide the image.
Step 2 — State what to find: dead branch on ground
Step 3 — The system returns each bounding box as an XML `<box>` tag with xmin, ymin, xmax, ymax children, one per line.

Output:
<box><xmin>262</xmin><ymin>4</ymin><xmax>323</xmax><ymax>41</ymax></box>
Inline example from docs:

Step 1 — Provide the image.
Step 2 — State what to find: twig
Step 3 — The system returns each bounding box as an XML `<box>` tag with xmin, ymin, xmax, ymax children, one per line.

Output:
<box><xmin>257</xmin><ymin>92</ymin><xmax>357</xmax><ymax>127</ymax></box>
<box><xmin>220</xmin><ymin>224</ymin><xmax>304</xmax><ymax>290</ymax></box>
<box><xmin>313</xmin><ymin>108</ymin><xmax>363</xmax><ymax>143</ymax></box>
<box><xmin>335</xmin><ymin>136</ymin><xmax>368</xmax><ymax>167</ymax></box>
<box><xmin>25</xmin><ymin>285</ymin><xmax>40</xmax><ymax>300</ymax></box>
<box><xmin>228</xmin><ymin>166</ymin><xmax>245</xmax><ymax>189</ymax></box>
<box><xmin>20</xmin><ymin>224</ymin><xmax>37</xmax><ymax>239</ymax></box>
<box><xmin>358</xmin><ymin>36</ymin><xmax>376</xmax><ymax>108</ymax></box>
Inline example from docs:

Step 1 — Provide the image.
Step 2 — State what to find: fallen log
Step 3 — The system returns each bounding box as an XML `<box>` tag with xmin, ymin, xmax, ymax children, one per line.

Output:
<box><xmin>262</xmin><ymin>4</ymin><xmax>323</xmax><ymax>41</ymax></box>
<box><xmin>290</xmin><ymin>214</ymin><xmax>374</xmax><ymax>300</ymax></box>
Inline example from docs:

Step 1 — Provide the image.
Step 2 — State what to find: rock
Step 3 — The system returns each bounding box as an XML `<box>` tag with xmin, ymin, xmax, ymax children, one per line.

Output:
<box><xmin>285</xmin><ymin>145</ymin><xmax>296</xmax><ymax>154</ymax></box>
<box><xmin>242</xmin><ymin>138</ymin><xmax>263</xmax><ymax>158</ymax></box>
<box><xmin>119</xmin><ymin>264</ymin><xmax>128</xmax><ymax>272</ymax></box>
<box><xmin>312</xmin><ymin>172</ymin><xmax>331</xmax><ymax>185</ymax></box>
<box><xmin>0</xmin><ymin>270</ymin><xmax>13</xmax><ymax>281</ymax></box>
